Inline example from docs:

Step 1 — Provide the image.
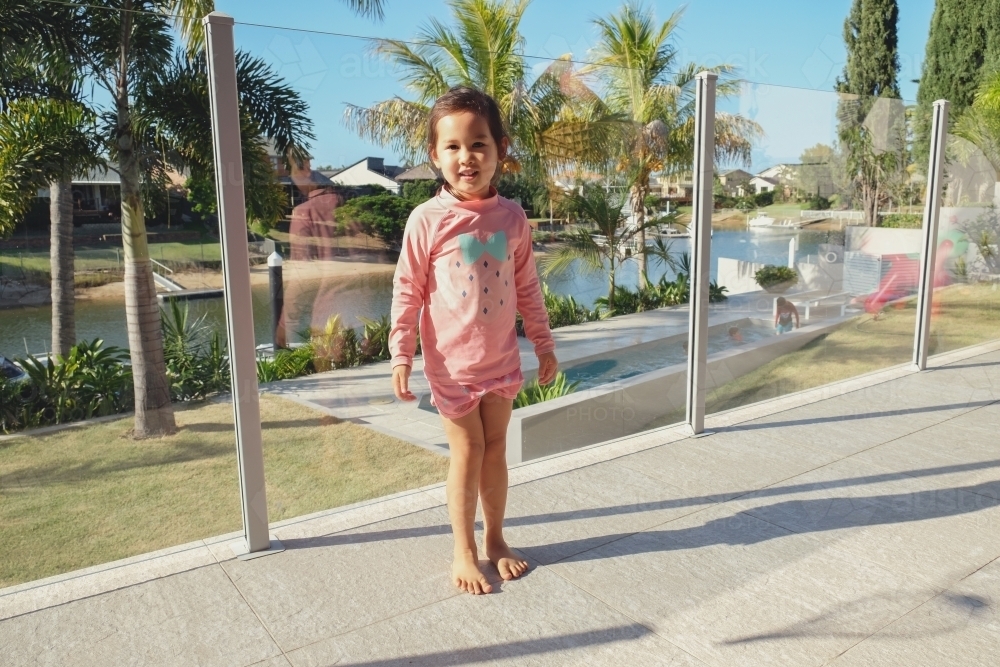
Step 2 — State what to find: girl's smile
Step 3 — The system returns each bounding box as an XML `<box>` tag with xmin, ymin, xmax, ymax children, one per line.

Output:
<box><xmin>431</xmin><ymin>111</ymin><xmax>508</xmax><ymax>201</ymax></box>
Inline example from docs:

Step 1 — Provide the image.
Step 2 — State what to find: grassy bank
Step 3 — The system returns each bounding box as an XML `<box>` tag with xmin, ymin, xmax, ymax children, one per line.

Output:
<box><xmin>0</xmin><ymin>395</ymin><xmax>447</xmax><ymax>588</ymax></box>
<box><xmin>0</xmin><ymin>241</ymin><xmax>222</xmax><ymax>286</ymax></box>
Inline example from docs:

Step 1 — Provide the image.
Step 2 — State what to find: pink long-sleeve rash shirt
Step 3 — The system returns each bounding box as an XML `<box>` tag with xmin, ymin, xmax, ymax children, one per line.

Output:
<box><xmin>389</xmin><ymin>187</ymin><xmax>555</xmax><ymax>384</ymax></box>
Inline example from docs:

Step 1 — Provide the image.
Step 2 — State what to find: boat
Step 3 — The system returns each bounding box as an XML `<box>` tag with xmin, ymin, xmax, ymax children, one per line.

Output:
<box><xmin>656</xmin><ymin>226</ymin><xmax>690</xmax><ymax>239</ymax></box>
<box><xmin>0</xmin><ymin>355</ymin><xmax>28</xmax><ymax>383</ymax></box>
<box><xmin>748</xmin><ymin>213</ymin><xmax>776</xmax><ymax>228</ymax></box>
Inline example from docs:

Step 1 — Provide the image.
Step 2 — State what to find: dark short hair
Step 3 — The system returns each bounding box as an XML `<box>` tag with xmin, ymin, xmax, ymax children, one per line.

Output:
<box><xmin>427</xmin><ymin>86</ymin><xmax>509</xmax><ymax>158</ymax></box>
<box><xmin>776</xmin><ymin>297</ymin><xmax>787</xmax><ymax>306</ymax></box>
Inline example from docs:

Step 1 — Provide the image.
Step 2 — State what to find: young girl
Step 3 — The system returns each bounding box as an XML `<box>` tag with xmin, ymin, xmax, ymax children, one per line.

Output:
<box><xmin>389</xmin><ymin>86</ymin><xmax>558</xmax><ymax>595</ymax></box>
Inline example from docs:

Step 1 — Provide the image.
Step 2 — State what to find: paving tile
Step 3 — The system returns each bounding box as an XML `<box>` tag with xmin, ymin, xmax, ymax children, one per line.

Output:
<box><xmin>731</xmin><ymin>457</ymin><xmax>1000</xmax><ymax>588</ymax></box>
<box><xmin>246</xmin><ymin>657</ymin><xmax>293</xmax><ymax>667</ymax></box>
<box><xmin>222</xmin><ymin>505</ymin><xmax>459</xmax><ymax>652</ymax></box>
<box><xmin>285</xmin><ymin>566</ymin><xmax>705</xmax><ymax>667</ymax></box>
<box><xmin>548</xmin><ymin>504</ymin><xmax>849</xmax><ymax>663</ymax></box>
<box><xmin>829</xmin><ymin>557</ymin><xmax>1000</xmax><ymax>667</ymax></box>
<box><xmin>502</xmin><ymin>457</ymin><xmax>717</xmax><ymax>566</ymax></box>
<box><xmin>0</xmin><ymin>541</ymin><xmax>219</xmax><ymax>620</ymax></box>
<box><xmin>616</xmin><ymin>434</ymin><xmax>832</xmax><ymax>503</ymax></box>
<box><xmin>0</xmin><ymin>565</ymin><xmax>279</xmax><ymax>667</ymax></box>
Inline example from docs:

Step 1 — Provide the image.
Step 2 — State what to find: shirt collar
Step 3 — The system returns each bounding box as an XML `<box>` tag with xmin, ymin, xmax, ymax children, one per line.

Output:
<box><xmin>437</xmin><ymin>184</ymin><xmax>500</xmax><ymax>213</ymax></box>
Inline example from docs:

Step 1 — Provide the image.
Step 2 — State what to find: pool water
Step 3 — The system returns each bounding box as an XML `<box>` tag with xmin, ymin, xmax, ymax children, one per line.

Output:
<box><xmin>561</xmin><ymin>322</ymin><xmax>776</xmax><ymax>390</ymax></box>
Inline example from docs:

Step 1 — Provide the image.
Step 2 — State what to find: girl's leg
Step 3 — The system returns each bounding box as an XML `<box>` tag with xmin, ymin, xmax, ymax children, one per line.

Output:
<box><xmin>478</xmin><ymin>391</ymin><xmax>529</xmax><ymax>581</ymax></box>
<box><xmin>440</xmin><ymin>406</ymin><xmax>493</xmax><ymax>595</ymax></box>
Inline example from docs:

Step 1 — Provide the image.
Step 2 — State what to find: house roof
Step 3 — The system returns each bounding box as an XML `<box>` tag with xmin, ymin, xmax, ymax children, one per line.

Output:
<box><xmin>751</xmin><ymin>175</ymin><xmax>779</xmax><ymax>185</ymax></box>
<box><xmin>720</xmin><ymin>169</ymin><xmax>752</xmax><ymax>177</ymax></box>
<box><xmin>278</xmin><ymin>170</ymin><xmax>335</xmax><ymax>188</ymax></box>
<box><xmin>395</xmin><ymin>162</ymin><xmax>442</xmax><ymax>181</ymax></box>
<box><xmin>73</xmin><ymin>166</ymin><xmax>121</xmax><ymax>185</ymax></box>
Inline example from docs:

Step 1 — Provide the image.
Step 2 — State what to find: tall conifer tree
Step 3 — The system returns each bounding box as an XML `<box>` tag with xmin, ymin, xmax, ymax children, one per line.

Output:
<box><xmin>915</xmin><ymin>0</ymin><xmax>1000</xmax><ymax>163</ymax></box>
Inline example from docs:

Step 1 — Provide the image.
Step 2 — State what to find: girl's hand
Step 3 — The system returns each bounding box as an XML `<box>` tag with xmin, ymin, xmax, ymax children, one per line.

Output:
<box><xmin>536</xmin><ymin>351</ymin><xmax>558</xmax><ymax>385</ymax></box>
<box><xmin>393</xmin><ymin>365</ymin><xmax>416</xmax><ymax>401</ymax></box>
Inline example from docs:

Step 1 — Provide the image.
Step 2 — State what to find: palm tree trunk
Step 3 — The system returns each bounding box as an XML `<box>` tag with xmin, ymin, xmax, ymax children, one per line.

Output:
<box><xmin>633</xmin><ymin>184</ymin><xmax>649</xmax><ymax>288</ymax></box>
<box><xmin>49</xmin><ymin>178</ymin><xmax>75</xmax><ymax>357</ymax></box>
<box><xmin>117</xmin><ymin>3</ymin><xmax>175</xmax><ymax>437</ymax></box>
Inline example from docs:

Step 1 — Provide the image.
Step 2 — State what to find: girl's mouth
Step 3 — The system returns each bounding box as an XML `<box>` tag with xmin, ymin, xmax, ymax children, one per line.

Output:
<box><xmin>458</xmin><ymin>169</ymin><xmax>479</xmax><ymax>181</ymax></box>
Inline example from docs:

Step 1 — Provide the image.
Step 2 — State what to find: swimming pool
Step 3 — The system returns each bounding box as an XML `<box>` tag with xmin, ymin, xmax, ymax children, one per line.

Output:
<box><xmin>561</xmin><ymin>320</ymin><xmax>776</xmax><ymax>390</ymax></box>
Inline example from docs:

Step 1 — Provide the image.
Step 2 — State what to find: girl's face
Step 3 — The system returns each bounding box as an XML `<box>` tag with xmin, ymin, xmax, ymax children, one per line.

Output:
<box><xmin>430</xmin><ymin>111</ymin><xmax>508</xmax><ymax>201</ymax></box>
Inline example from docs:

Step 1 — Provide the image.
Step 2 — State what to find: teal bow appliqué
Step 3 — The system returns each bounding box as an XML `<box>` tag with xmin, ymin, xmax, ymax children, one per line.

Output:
<box><xmin>458</xmin><ymin>231</ymin><xmax>507</xmax><ymax>265</ymax></box>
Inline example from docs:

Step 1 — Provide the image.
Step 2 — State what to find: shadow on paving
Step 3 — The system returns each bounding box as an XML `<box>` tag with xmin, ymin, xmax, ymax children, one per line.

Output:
<box><xmin>525</xmin><ymin>479</ymin><xmax>999</xmax><ymax>565</ymax></box>
<box><xmin>315</xmin><ymin>624</ymin><xmax>651</xmax><ymax>667</ymax></box>
<box><xmin>279</xmin><ymin>458</ymin><xmax>1000</xmax><ymax>554</ymax></box>
<box><xmin>724</xmin><ymin>400</ymin><xmax>997</xmax><ymax>432</ymax></box>
<box><xmin>719</xmin><ymin>590</ymin><xmax>991</xmax><ymax>646</ymax></box>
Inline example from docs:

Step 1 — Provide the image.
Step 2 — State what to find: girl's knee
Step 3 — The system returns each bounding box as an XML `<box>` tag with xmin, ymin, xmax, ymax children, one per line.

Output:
<box><xmin>483</xmin><ymin>436</ymin><xmax>507</xmax><ymax>461</ymax></box>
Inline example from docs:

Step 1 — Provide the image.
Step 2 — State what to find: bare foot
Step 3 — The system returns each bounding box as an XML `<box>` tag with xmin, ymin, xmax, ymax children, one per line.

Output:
<box><xmin>452</xmin><ymin>549</ymin><xmax>492</xmax><ymax>595</ymax></box>
<box><xmin>485</xmin><ymin>539</ymin><xmax>529</xmax><ymax>581</ymax></box>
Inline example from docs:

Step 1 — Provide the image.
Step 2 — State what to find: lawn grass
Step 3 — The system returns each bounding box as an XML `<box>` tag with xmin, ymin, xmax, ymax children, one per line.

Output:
<box><xmin>0</xmin><ymin>394</ymin><xmax>448</xmax><ymax>588</ymax></box>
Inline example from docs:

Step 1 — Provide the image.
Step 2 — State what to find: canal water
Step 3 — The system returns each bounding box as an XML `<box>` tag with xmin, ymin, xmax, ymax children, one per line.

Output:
<box><xmin>1</xmin><ymin>228</ymin><xmax>835</xmax><ymax>357</ymax></box>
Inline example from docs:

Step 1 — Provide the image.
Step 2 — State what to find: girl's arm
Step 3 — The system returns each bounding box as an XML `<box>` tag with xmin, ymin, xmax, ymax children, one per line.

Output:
<box><xmin>513</xmin><ymin>216</ymin><xmax>555</xmax><ymax>355</ymax></box>
<box><xmin>389</xmin><ymin>211</ymin><xmax>431</xmax><ymax>369</ymax></box>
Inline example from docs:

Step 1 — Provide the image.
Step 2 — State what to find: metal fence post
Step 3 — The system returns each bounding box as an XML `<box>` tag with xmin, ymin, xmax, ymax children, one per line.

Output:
<box><xmin>203</xmin><ymin>12</ymin><xmax>280</xmax><ymax>559</ymax></box>
<box><xmin>913</xmin><ymin>99</ymin><xmax>950</xmax><ymax>371</ymax></box>
<box><xmin>686</xmin><ymin>72</ymin><xmax>717</xmax><ymax>436</ymax></box>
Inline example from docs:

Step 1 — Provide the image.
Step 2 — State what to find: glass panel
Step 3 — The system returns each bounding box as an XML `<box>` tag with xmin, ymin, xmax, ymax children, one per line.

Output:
<box><xmin>928</xmin><ymin>131</ymin><xmax>1000</xmax><ymax>354</ymax></box>
<box><xmin>231</xmin><ymin>20</ymin><xmax>661</xmax><ymax>473</ymax></box>
<box><xmin>1</xmin><ymin>3</ymin><xmax>239</xmax><ymax>587</ymax></box>
<box><xmin>701</xmin><ymin>82</ymin><xmax>922</xmax><ymax>417</ymax></box>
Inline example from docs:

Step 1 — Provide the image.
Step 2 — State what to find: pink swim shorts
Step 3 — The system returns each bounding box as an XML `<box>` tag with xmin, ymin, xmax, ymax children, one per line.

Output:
<box><xmin>427</xmin><ymin>368</ymin><xmax>524</xmax><ymax>420</ymax></box>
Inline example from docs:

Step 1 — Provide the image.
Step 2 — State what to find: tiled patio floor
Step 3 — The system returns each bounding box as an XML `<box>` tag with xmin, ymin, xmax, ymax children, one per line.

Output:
<box><xmin>2</xmin><ymin>342</ymin><xmax>999</xmax><ymax>666</ymax></box>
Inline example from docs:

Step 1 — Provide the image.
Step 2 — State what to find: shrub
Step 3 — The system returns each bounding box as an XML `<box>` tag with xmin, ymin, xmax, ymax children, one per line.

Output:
<box><xmin>358</xmin><ymin>314</ymin><xmax>393</xmax><ymax>362</ymax></box>
<box><xmin>1</xmin><ymin>339</ymin><xmax>133</xmax><ymax>433</ymax></box>
<box><xmin>514</xmin><ymin>371</ymin><xmax>580</xmax><ymax>408</ymax></box>
<box><xmin>754</xmin><ymin>190</ymin><xmax>775</xmax><ymax>207</ymax></box>
<box><xmin>754</xmin><ymin>265</ymin><xmax>799</xmax><ymax>291</ymax></box>
<box><xmin>161</xmin><ymin>300</ymin><xmax>231</xmax><ymax>401</ymax></box>
<box><xmin>880</xmin><ymin>213</ymin><xmax>921</xmax><ymax>229</ymax></box>
<box><xmin>336</xmin><ymin>194</ymin><xmax>413</xmax><ymax>247</ymax></box>
<box><xmin>805</xmin><ymin>194</ymin><xmax>831</xmax><ymax>210</ymax></box>
<box><xmin>257</xmin><ymin>346</ymin><xmax>314</xmax><ymax>383</ymax></box>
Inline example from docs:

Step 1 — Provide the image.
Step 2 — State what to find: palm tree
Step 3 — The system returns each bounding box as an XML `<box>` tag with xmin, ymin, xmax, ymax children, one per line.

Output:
<box><xmin>538</xmin><ymin>184</ymin><xmax>676</xmax><ymax>310</ymax></box>
<box><xmin>345</xmin><ymin>0</ymin><xmax>618</xmax><ymax>186</ymax></box>
<box><xmin>1</xmin><ymin>0</ymin><xmax>102</xmax><ymax>356</ymax></box>
<box><xmin>956</xmin><ymin>72</ymin><xmax>1000</xmax><ymax>185</ymax></box>
<box><xmin>584</xmin><ymin>3</ymin><xmax>761</xmax><ymax>287</ymax></box>
<box><xmin>0</xmin><ymin>100</ymin><xmax>102</xmax><ymax>355</ymax></box>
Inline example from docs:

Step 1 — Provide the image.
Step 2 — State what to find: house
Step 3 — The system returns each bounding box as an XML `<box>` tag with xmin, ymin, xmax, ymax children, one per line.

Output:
<box><xmin>395</xmin><ymin>162</ymin><xmax>442</xmax><ymax>182</ymax></box>
<box><xmin>718</xmin><ymin>169</ymin><xmax>753</xmax><ymax>196</ymax></box>
<box><xmin>655</xmin><ymin>172</ymin><xmax>693</xmax><ymax>203</ymax></box>
<box><xmin>749</xmin><ymin>175</ymin><xmax>779</xmax><ymax>194</ymax></box>
<box><xmin>329</xmin><ymin>157</ymin><xmax>404</xmax><ymax>195</ymax></box>
<box><xmin>757</xmin><ymin>164</ymin><xmax>799</xmax><ymax>182</ymax></box>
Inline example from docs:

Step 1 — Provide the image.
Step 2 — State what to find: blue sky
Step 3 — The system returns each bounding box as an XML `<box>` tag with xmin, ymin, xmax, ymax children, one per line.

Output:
<box><xmin>217</xmin><ymin>0</ymin><xmax>936</xmax><ymax>171</ymax></box>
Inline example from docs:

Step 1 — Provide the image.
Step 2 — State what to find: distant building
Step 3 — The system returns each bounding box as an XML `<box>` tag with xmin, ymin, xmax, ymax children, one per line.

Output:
<box><xmin>329</xmin><ymin>157</ymin><xmax>404</xmax><ymax>195</ymax></box>
<box><xmin>749</xmin><ymin>175</ymin><xmax>779</xmax><ymax>194</ymax></box>
<box><xmin>718</xmin><ymin>169</ymin><xmax>753</xmax><ymax>196</ymax></box>
<box><xmin>757</xmin><ymin>164</ymin><xmax>799</xmax><ymax>182</ymax></box>
<box><xmin>655</xmin><ymin>172</ymin><xmax>693</xmax><ymax>203</ymax></box>
<box><xmin>395</xmin><ymin>162</ymin><xmax>442</xmax><ymax>182</ymax></box>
